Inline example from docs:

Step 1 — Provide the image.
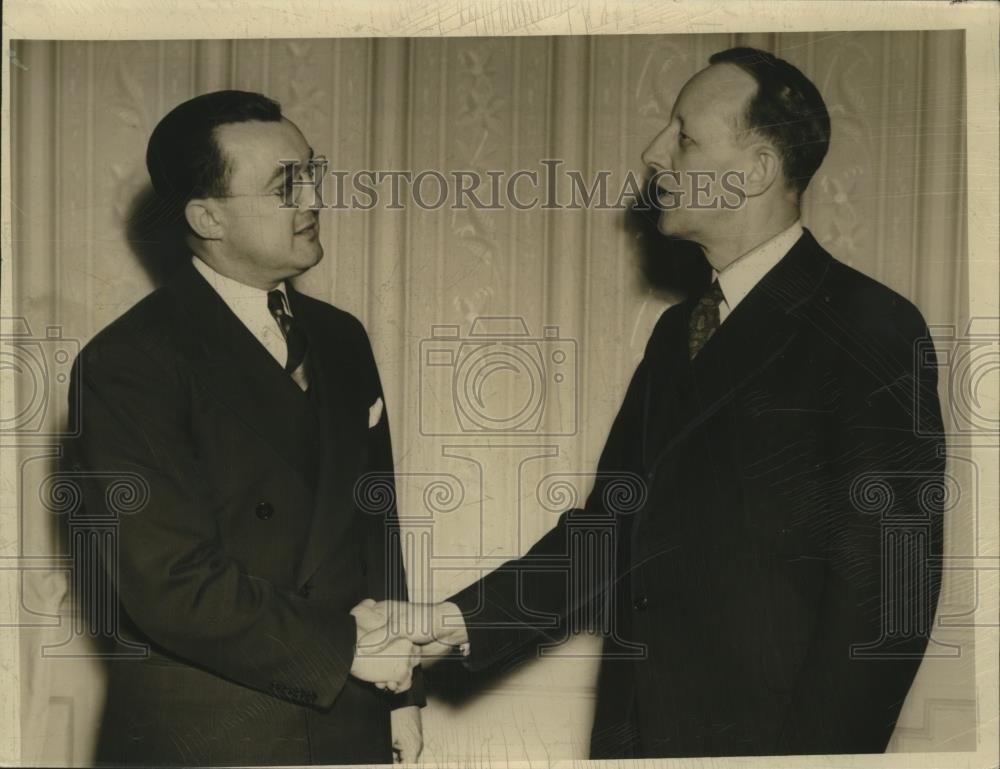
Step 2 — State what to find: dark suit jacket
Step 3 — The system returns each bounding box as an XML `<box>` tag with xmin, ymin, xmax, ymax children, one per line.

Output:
<box><xmin>68</xmin><ymin>259</ymin><xmax>422</xmax><ymax>766</ymax></box>
<box><xmin>450</xmin><ymin>228</ymin><xmax>945</xmax><ymax>758</ymax></box>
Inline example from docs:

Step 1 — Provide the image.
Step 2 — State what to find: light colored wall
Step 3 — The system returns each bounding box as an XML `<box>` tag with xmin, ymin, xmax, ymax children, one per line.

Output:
<box><xmin>9</xmin><ymin>31</ymin><xmax>976</xmax><ymax>764</ymax></box>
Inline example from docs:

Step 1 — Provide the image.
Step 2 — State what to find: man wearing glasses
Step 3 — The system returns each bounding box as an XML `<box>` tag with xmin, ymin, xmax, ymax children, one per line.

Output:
<box><xmin>68</xmin><ymin>91</ymin><xmax>423</xmax><ymax>766</ymax></box>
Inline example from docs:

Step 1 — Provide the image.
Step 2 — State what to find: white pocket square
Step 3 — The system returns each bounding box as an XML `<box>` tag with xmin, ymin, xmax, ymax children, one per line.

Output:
<box><xmin>368</xmin><ymin>397</ymin><xmax>384</xmax><ymax>428</ymax></box>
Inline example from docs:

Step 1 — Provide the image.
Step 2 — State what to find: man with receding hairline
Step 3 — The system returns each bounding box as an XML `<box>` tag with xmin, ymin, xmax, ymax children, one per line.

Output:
<box><xmin>361</xmin><ymin>47</ymin><xmax>946</xmax><ymax>759</ymax></box>
<box><xmin>69</xmin><ymin>90</ymin><xmax>424</xmax><ymax>766</ymax></box>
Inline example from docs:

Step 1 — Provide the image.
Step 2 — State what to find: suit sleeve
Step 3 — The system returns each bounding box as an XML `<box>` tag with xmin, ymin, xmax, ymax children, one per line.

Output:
<box><xmin>350</xmin><ymin>319</ymin><xmax>427</xmax><ymax>710</ymax></box>
<box><xmin>448</xmin><ymin>339</ymin><xmax>654</xmax><ymax>672</ymax></box>
<box><xmin>69</xmin><ymin>336</ymin><xmax>358</xmax><ymax>711</ymax></box>
<box><xmin>774</xmin><ymin>306</ymin><xmax>946</xmax><ymax>753</ymax></box>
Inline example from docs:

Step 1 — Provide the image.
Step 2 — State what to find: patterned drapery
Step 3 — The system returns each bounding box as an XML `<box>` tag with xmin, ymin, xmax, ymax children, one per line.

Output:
<box><xmin>10</xmin><ymin>32</ymin><xmax>973</xmax><ymax>763</ymax></box>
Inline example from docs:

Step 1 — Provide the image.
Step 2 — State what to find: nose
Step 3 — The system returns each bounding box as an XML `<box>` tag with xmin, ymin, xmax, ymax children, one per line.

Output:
<box><xmin>295</xmin><ymin>211</ymin><xmax>318</xmax><ymax>233</ymax></box>
<box><xmin>641</xmin><ymin>123</ymin><xmax>674</xmax><ymax>171</ymax></box>
<box><xmin>290</xmin><ymin>158</ymin><xmax>328</xmax><ymax>208</ymax></box>
<box><xmin>292</xmin><ymin>177</ymin><xmax>325</xmax><ymax>209</ymax></box>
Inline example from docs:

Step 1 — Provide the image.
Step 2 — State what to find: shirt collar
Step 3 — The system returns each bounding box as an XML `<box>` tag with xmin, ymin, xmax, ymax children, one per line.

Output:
<box><xmin>712</xmin><ymin>219</ymin><xmax>803</xmax><ymax>313</ymax></box>
<box><xmin>191</xmin><ymin>255</ymin><xmax>290</xmax><ymax>313</ymax></box>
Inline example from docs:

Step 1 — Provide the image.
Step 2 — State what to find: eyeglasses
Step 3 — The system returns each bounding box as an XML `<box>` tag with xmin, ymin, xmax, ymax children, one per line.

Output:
<box><xmin>213</xmin><ymin>156</ymin><xmax>329</xmax><ymax>209</ymax></box>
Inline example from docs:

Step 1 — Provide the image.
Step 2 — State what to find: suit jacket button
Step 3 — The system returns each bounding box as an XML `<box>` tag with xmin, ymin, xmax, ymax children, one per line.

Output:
<box><xmin>633</xmin><ymin>595</ymin><xmax>648</xmax><ymax>611</ymax></box>
<box><xmin>298</xmin><ymin>584</ymin><xmax>312</xmax><ymax>598</ymax></box>
<box><xmin>255</xmin><ymin>501</ymin><xmax>274</xmax><ymax>520</ymax></box>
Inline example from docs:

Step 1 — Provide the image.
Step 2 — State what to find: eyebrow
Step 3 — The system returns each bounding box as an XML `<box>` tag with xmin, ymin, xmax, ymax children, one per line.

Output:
<box><xmin>266</xmin><ymin>147</ymin><xmax>316</xmax><ymax>187</ymax></box>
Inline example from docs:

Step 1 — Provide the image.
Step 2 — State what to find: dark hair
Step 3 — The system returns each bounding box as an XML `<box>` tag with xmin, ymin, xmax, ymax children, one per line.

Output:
<box><xmin>145</xmin><ymin>90</ymin><xmax>282</xmax><ymax>215</ymax></box>
<box><xmin>708</xmin><ymin>47</ymin><xmax>830</xmax><ymax>197</ymax></box>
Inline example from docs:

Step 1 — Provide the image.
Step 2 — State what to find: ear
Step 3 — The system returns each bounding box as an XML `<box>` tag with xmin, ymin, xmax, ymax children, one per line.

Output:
<box><xmin>743</xmin><ymin>143</ymin><xmax>783</xmax><ymax>198</ymax></box>
<box><xmin>184</xmin><ymin>199</ymin><xmax>224</xmax><ymax>240</ymax></box>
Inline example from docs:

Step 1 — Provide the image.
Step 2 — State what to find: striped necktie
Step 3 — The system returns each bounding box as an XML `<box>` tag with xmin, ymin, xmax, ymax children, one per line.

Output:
<box><xmin>688</xmin><ymin>279</ymin><xmax>725</xmax><ymax>360</ymax></box>
<box><xmin>267</xmin><ymin>290</ymin><xmax>310</xmax><ymax>391</ymax></box>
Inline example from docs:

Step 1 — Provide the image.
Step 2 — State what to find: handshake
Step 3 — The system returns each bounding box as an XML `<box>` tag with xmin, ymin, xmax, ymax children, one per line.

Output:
<box><xmin>347</xmin><ymin>599</ymin><xmax>469</xmax><ymax>693</ymax></box>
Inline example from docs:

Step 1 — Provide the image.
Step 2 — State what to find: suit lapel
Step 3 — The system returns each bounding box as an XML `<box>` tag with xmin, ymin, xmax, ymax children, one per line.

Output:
<box><xmin>645</xmin><ymin>229</ymin><xmax>831</xmax><ymax>475</ymax></box>
<box><xmin>168</xmin><ymin>261</ymin><xmax>320</xmax><ymax>490</ymax></box>
<box><xmin>289</xmin><ymin>288</ymin><xmax>370</xmax><ymax>589</ymax></box>
<box><xmin>640</xmin><ymin>304</ymin><xmax>691</xmax><ymax>471</ymax></box>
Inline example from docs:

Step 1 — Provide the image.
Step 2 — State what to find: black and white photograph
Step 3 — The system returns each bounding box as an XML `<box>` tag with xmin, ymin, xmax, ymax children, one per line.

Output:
<box><xmin>1</xmin><ymin>1</ymin><xmax>997</xmax><ymax>767</ymax></box>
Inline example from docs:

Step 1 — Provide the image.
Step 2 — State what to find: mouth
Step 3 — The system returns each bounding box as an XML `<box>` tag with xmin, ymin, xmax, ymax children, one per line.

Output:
<box><xmin>294</xmin><ymin>221</ymin><xmax>318</xmax><ymax>237</ymax></box>
<box><xmin>654</xmin><ymin>184</ymin><xmax>678</xmax><ymax>209</ymax></box>
<box><xmin>646</xmin><ymin>172</ymin><xmax>677</xmax><ymax>210</ymax></box>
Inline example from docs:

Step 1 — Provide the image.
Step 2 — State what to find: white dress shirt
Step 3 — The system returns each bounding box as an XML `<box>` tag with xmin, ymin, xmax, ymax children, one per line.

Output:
<box><xmin>714</xmin><ymin>220</ymin><xmax>803</xmax><ymax>324</ymax></box>
<box><xmin>192</xmin><ymin>255</ymin><xmax>292</xmax><ymax>368</ymax></box>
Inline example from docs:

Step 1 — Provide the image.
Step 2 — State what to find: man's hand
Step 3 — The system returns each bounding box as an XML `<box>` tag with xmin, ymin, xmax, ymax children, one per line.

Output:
<box><xmin>349</xmin><ymin>613</ymin><xmax>420</xmax><ymax>693</ymax></box>
<box><xmin>351</xmin><ymin>598</ymin><xmax>469</xmax><ymax>649</ymax></box>
<box><xmin>417</xmin><ymin>639</ymin><xmax>460</xmax><ymax>663</ymax></box>
<box><xmin>351</xmin><ymin>598</ymin><xmax>386</xmax><ymax>634</ymax></box>
<box><xmin>390</xmin><ymin>705</ymin><xmax>423</xmax><ymax>764</ymax></box>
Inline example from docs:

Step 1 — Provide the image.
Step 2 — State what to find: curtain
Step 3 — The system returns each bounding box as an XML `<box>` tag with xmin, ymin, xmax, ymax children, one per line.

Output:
<box><xmin>9</xmin><ymin>31</ymin><xmax>974</xmax><ymax>763</ymax></box>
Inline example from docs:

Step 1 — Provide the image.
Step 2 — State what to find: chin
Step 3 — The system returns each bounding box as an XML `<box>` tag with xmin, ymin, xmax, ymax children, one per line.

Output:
<box><xmin>657</xmin><ymin>210</ymin><xmax>699</xmax><ymax>242</ymax></box>
<box><xmin>295</xmin><ymin>240</ymin><xmax>324</xmax><ymax>268</ymax></box>
<box><xmin>656</xmin><ymin>212</ymin><xmax>680</xmax><ymax>238</ymax></box>
<box><xmin>309</xmin><ymin>242</ymin><xmax>324</xmax><ymax>264</ymax></box>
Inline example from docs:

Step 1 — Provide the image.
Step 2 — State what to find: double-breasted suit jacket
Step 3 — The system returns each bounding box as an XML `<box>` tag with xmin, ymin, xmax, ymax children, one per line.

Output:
<box><xmin>69</xmin><ymin>258</ymin><xmax>421</xmax><ymax>766</ymax></box>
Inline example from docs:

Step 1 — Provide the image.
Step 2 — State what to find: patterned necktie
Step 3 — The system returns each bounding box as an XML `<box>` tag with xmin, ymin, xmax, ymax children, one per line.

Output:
<box><xmin>267</xmin><ymin>290</ymin><xmax>310</xmax><ymax>391</ymax></box>
<box><xmin>688</xmin><ymin>279</ymin><xmax>725</xmax><ymax>360</ymax></box>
